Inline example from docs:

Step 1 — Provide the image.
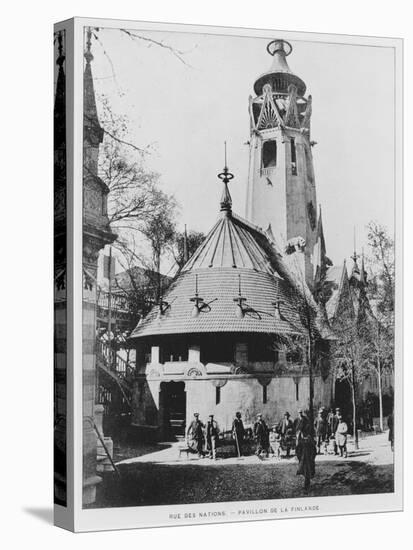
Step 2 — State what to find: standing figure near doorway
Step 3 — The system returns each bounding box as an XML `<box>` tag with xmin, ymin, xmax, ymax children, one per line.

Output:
<box><xmin>206</xmin><ymin>414</ymin><xmax>220</xmax><ymax>460</ymax></box>
<box><xmin>187</xmin><ymin>413</ymin><xmax>205</xmax><ymax>457</ymax></box>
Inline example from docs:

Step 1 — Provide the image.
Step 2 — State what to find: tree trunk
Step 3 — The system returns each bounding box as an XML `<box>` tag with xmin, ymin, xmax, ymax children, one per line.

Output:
<box><xmin>308</xmin><ymin>338</ymin><xmax>315</xmax><ymax>435</ymax></box>
<box><xmin>155</xmin><ymin>251</ymin><xmax>161</xmax><ymax>303</ymax></box>
<box><xmin>377</xmin><ymin>360</ymin><xmax>384</xmax><ymax>432</ymax></box>
<box><xmin>351</xmin><ymin>362</ymin><xmax>359</xmax><ymax>450</ymax></box>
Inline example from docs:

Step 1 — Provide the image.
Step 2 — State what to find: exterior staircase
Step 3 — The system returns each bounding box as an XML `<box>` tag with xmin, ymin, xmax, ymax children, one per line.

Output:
<box><xmin>96</xmin><ymin>339</ymin><xmax>135</xmax><ymax>417</ymax></box>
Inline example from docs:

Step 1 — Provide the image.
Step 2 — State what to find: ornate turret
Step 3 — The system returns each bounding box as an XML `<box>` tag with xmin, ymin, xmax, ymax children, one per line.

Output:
<box><xmin>245</xmin><ymin>39</ymin><xmax>318</xmax><ymax>287</ymax></box>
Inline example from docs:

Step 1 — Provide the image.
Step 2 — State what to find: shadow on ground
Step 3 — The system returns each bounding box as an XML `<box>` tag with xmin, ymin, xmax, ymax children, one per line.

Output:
<box><xmin>89</xmin><ymin>459</ymin><xmax>394</xmax><ymax>509</ymax></box>
<box><xmin>23</xmin><ymin>507</ymin><xmax>54</xmax><ymax>524</ymax></box>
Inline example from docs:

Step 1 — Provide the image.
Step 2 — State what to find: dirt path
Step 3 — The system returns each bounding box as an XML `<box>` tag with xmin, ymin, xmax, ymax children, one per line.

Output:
<box><xmin>91</xmin><ymin>432</ymin><xmax>394</xmax><ymax>508</ymax></box>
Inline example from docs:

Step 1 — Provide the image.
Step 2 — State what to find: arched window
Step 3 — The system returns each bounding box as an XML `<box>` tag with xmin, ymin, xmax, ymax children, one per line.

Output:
<box><xmin>262</xmin><ymin>140</ymin><xmax>277</xmax><ymax>168</ymax></box>
<box><xmin>216</xmin><ymin>386</ymin><xmax>221</xmax><ymax>405</ymax></box>
<box><xmin>305</xmin><ymin>146</ymin><xmax>314</xmax><ymax>183</ymax></box>
<box><xmin>262</xmin><ymin>385</ymin><xmax>268</xmax><ymax>404</ymax></box>
<box><xmin>290</xmin><ymin>138</ymin><xmax>297</xmax><ymax>175</ymax></box>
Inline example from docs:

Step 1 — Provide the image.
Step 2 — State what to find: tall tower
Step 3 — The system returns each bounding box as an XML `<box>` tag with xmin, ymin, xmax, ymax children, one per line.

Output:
<box><xmin>245</xmin><ymin>39</ymin><xmax>318</xmax><ymax>286</ymax></box>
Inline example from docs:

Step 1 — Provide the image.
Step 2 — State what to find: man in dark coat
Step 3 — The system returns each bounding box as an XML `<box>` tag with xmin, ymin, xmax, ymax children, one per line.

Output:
<box><xmin>232</xmin><ymin>412</ymin><xmax>245</xmax><ymax>456</ymax></box>
<box><xmin>206</xmin><ymin>414</ymin><xmax>220</xmax><ymax>459</ymax></box>
<box><xmin>254</xmin><ymin>414</ymin><xmax>269</xmax><ymax>458</ymax></box>
<box><xmin>187</xmin><ymin>412</ymin><xmax>205</xmax><ymax>457</ymax></box>
<box><xmin>278</xmin><ymin>412</ymin><xmax>295</xmax><ymax>457</ymax></box>
<box><xmin>296</xmin><ymin>424</ymin><xmax>317</xmax><ymax>492</ymax></box>
<box><xmin>294</xmin><ymin>409</ymin><xmax>310</xmax><ymax>442</ymax></box>
<box><xmin>327</xmin><ymin>407</ymin><xmax>340</xmax><ymax>455</ymax></box>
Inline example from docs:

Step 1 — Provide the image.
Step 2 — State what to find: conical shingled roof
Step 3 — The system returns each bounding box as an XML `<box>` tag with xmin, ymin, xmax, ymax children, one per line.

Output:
<box><xmin>182</xmin><ymin>215</ymin><xmax>275</xmax><ymax>274</ymax></box>
<box><xmin>130</xmin><ymin>169</ymin><xmax>308</xmax><ymax>340</ymax></box>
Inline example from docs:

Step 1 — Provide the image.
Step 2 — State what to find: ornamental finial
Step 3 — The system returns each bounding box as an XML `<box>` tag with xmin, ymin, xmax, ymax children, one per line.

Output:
<box><xmin>266</xmin><ymin>39</ymin><xmax>293</xmax><ymax>57</ymax></box>
<box><xmin>56</xmin><ymin>31</ymin><xmax>65</xmax><ymax>68</ymax></box>
<box><xmin>84</xmin><ymin>27</ymin><xmax>94</xmax><ymax>64</ymax></box>
<box><xmin>218</xmin><ymin>141</ymin><xmax>234</xmax><ymax>213</ymax></box>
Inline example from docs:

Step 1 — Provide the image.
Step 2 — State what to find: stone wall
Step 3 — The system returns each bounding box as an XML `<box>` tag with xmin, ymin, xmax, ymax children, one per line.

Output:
<box><xmin>131</xmin><ymin>364</ymin><xmax>334</xmax><ymax>436</ymax></box>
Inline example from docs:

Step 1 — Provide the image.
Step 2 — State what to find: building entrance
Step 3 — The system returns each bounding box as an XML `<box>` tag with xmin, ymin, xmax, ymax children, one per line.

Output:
<box><xmin>160</xmin><ymin>381</ymin><xmax>186</xmax><ymax>439</ymax></box>
<box><xmin>334</xmin><ymin>379</ymin><xmax>353</xmax><ymax>425</ymax></box>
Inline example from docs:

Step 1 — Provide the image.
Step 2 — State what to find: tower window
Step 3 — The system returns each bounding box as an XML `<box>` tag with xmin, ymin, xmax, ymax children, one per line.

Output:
<box><xmin>290</xmin><ymin>138</ymin><xmax>297</xmax><ymax>175</ymax></box>
<box><xmin>262</xmin><ymin>140</ymin><xmax>277</xmax><ymax>169</ymax></box>
<box><xmin>216</xmin><ymin>386</ymin><xmax>221</xmax><ymax>405</ymax></box>
<box><xmin>262</xmin><ymin>385</ymin><xmax>268</xmax><ymax>404</ymax></box>
<box><xmin>305</xmin><ymin>147</ymin><xmax>314</xmax><ymax>183</ymax></box>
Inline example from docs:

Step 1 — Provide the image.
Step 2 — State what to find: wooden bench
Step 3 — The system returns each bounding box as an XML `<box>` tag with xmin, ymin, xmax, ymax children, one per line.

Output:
<box><xmin>178</xmin><ymin>445</ymin><xmax>193</xmax><ymax>458</ymax></box>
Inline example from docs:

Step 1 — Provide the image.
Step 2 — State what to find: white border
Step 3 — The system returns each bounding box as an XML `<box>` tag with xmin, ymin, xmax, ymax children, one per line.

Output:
<box><xmin>71</xmin><ymin>17</ymin><xmax>403</xmax><ymax>532</ymax></box>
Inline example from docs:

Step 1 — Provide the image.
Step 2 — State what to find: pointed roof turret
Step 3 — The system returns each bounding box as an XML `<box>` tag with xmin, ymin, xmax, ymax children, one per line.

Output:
<box><xmin>84</xmin><ymin>28</ymin><xmax>104</xmax><ymax>146</ymax></box>
<box><xmin>359</xmin><ymin>250</ymin><xmax>368</xmax><ymax>286</ymax></box>
<box><xmin>254</xmin><ymin>39</ymin><xmax>306</xmax><ymax>97</ymax></box>
<box><xmin>54</xmin><ymin>31</ymin><xmax>66</xmax><ymax>150</ymax></box>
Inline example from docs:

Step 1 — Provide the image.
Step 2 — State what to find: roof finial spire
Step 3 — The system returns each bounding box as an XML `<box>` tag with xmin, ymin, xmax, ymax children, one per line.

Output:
<box><xmin>85</xmin><ymin>27</ymin><xmax>94</xmax><ymax>64</ymax></box>
<box><xmin>56</xmin><ymin>31</ymin><xmax>65</xmax><ymax>68</ymax></box>
<box><xmin>351</xmin><ymin>226</ymin><xmax>359</xmax><ymax>265</ymax></box>
<box><xmin>218</xmin><ymin>141</ymin><xmax>234</xmax><ymax>214</ymax></box>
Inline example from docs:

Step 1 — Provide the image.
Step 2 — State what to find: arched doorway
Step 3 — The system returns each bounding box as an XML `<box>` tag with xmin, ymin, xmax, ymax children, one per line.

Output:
<box><xmin>334</xmin><ymin>379</ymin><xmax>352</xmax><ymax>424</ymax></box>
<box><xmin>160</xmin><ymin>381</ymin><xmax>186</xmax><ymax>440</ymax></box>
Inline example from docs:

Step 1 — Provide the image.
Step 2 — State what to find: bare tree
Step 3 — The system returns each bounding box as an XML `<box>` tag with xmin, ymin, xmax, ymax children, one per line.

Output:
<box><xmin>363</xmin><ymin>222</ymin><xmax>395</xmax><ymax>430</ymax></box>
<box><xmin>140</xmin><ymin>193</ymin><xmax>178</xmax><ymax>301</ymax></box>
<box><xmin>170</xmin><ymin>229</ymin><xmax>205</xmax><ymax>271</ymax></box>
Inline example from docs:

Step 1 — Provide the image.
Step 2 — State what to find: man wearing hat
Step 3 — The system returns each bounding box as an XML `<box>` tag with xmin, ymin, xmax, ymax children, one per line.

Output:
<box><xmin>294</xmin><ymin>409</ymin><xmax>310</xmax><ymax>442</ymax></box>
<box><xmin>277</xmin><ymin>412</ymin><xmax>295</xmax><ymax>457</ymax></box>
<box><xmin>206</xmin><ymin>414</ymin><xmax>220</xmax><ymax>460</ymax></box>
<box><xmin>232</xmin><ymin>412</ymin><xmax>245</xmax><ymax>457</ymax></box>
<box><xmin>254</xmin><ymin>413</ymin><xmax>269</xmax><ymax>458</ymax></box>
<box><xmin>187</xmin><ymin>413</ymin><xmax>205</xmax><ymax>457</ymax></box>
<box><xmin>327</xmin><ymin>408</ymin><xmax>341</xmax><ymax>455</ymax></box>
<box><xmin>314</xmin><ymin>408</ymin><xmax>328</xmax><ymax>454</ymax></box>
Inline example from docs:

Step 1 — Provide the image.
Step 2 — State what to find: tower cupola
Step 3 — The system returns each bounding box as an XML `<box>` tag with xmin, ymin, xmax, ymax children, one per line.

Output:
<box><xmin>253</xmin><ymin>40</ymin><xmax>306</xmax><ymax>97</ymax></box>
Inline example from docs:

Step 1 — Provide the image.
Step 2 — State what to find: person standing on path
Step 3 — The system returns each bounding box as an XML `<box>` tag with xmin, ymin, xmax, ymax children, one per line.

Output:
<box><xmin>388</xmin><ymin>410</ymin><xmax>394</xmax><ymax>452</ymax></box>
<box><xmin>314</xmin><ymin>409</ymin><xmax>328</xmax><ymax>454</ymax></box>
<box><xmin>296</xmin><ymin>424</ymin><xmax>317</xmax><ymax>492</ymax></box>
<box><xmin>206</xmin><ymin>414</ymin><xmax>220</xmax><ymax>460</ymax></box>
<box><xmin>232</xmin><ymin>412</ymin><xmax>245</xmax><ymax>456</ymax></box>
<box><xmin>254</xmin><ymin>413</ymin><xmax>269</xmax><ymax>458</ymax></box>
<box><xmin>294</xmin><ymin>409</ymin><xmax>310</xmax><ymax>443</ymax></box>
<box><xmin>327</xmin><ymin>407</ymin><xmax>340</xmax><ymax>455</ymax></box>
<box><xmin>187</xmin><ymin>413</ymin><xmax>205</xmax><ymax>457</ymax></box>
<box><xmin>335</xmin><ymin>414</ymin><xmax>348</xmax><ymax>458</ymax></box>
<box><xmin>277</xmin><ymin>411</ymin><xmax>295</xmax><ymax>457</ymax></box>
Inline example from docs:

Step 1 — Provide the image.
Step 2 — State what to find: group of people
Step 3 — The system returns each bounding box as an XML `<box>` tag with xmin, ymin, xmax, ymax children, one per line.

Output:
<box><xmin>186</xmin><ymin>408</ymin><xmax>350</xmax><ymax>491</ymax></box>
<box><xmin>252</xmin><ymin>410</ymin><xmax>317</xmax><ymax>491</ymax></box>
<box><xmin>315</xmin><ymin>407</ymin><xmax>349</xmax><ymax>458</ymax></box>
<box><xmin>186</xmin><ymin>413</ymin><xmax>220</xmax><ymax>459</ymax></box>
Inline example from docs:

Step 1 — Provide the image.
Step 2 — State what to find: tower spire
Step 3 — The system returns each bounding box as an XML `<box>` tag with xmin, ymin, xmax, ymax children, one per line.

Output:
<box><xmin>351</xmin><ymin>226</ymin><xmax>359</xmax><ymax>266</ymax></box>
<box><xmin>54</xmin><ymin>31</ymin><xmax>66</xmax><ymax>150</ymax></box>
<box><xmin>84</xmin><ymin>27</ymin><xmax>103</xmax><ymax>147</ymax></box>
<box><xmin>218</xmin><ymin>141</ymin><xmax>234</xmax><ymax>214</ymax></box>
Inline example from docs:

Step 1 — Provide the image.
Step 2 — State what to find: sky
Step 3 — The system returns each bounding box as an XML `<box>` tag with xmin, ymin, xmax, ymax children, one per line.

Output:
<box><xmin>87</xmin><ymin>26</ymin><xmax>395</xmax><ymax>271</ymax></box>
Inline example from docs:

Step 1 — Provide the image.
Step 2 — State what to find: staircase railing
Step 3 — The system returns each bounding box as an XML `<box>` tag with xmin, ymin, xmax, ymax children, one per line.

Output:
<box><xmin>97</xmin><ymin>339</ymin><xmax>135</xmax><ymax>381</ymax></box>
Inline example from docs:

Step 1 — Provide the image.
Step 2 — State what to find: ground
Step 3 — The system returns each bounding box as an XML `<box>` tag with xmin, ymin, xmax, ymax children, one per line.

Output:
<box><xmin>91</xmin><ymin>431</ymin><xmax>394</xmax><ymax>508</ymax></box>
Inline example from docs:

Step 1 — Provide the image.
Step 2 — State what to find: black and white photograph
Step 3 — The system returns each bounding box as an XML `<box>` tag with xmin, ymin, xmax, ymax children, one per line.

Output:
<box><xmin>52</xmin><ymin>17</ymin><xmax>403</xmax><ymax>530</ymax></box>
